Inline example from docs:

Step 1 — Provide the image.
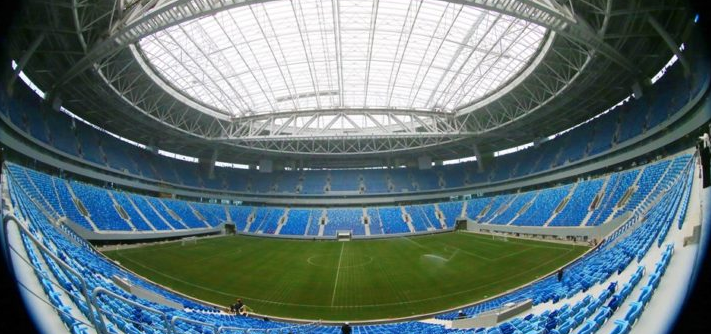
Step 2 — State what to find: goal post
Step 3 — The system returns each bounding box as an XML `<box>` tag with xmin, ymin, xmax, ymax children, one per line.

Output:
<box><xmin>455</xmin><ymin>219</ymin><xmax>468</xmax><ymax>230</ymax></box>
<box><xmin>181</xmin><ymin>236</ymin><xmax>198</xmax><ymax>246</ymax></box>
<box><xmin>336</xmin><ymin>230</ymin><xmax>352</xmax><ymax>241</ymax></box>
<box><xmin>491</xmin><ymin>233</ymin><xmax>508</xmax><ymax>242</ymax></box>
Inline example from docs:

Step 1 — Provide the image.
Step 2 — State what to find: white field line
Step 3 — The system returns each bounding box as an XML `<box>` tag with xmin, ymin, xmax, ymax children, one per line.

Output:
<box><xmin>331</xmin><ymin>242</ymin><xmax>345</xmax><ymax>306</ymax></box>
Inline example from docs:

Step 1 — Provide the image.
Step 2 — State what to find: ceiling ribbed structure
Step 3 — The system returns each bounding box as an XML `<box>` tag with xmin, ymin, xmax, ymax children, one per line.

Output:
<box><xmin>138</xmin><ymin>0</ymin><xmax>547</xmax><ymax>120</ymax></box>
<box><xmin>6</xmin><ymin>0</ymin><xmax>695</xmax><ymax>166</ymax></box>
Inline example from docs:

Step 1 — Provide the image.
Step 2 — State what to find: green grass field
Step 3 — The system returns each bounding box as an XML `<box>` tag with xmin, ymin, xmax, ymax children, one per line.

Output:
<box><xmin>102</xmin><ymin>232</ymin><xmax>587</xmax><ymax>321</ymax></box>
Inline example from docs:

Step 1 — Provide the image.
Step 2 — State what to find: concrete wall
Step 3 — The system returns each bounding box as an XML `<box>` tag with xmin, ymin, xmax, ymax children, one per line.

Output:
<box><xmin>466</xmin><ymin>212</ymin><xmax>631</xmax><ymax>242</ymax></box>
<box><xmin>63</xmin><ymin>218</ymin><xmax>224</xmax><ymax>241</ymax></box>
<box><xmin>236</xmin><ymin>228</ymin><xmax>452</xmax><ymax>241</ymax></box>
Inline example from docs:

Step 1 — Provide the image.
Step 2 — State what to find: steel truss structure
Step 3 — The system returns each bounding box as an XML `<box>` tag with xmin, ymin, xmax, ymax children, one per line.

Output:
<box><xmin>5</xmin><ymin>0</ymin><xmax>695</xmax><ymax>164</ymax></box>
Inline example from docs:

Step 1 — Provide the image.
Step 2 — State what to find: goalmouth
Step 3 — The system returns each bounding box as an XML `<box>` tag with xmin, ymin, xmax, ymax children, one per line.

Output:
<box><xmin>181</xmin><ymin>236</ymin><xmax>198</xmax><ymax>246</ymax></box>
<box><xmin>336</xmin><ymin>230</ymin><xmax>352</xmax><ymax>241</ymax></box>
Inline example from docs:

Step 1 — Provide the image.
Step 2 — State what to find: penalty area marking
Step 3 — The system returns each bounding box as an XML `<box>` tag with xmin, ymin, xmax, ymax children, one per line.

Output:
<box><xmin>442</xmin><ymin>245</ymin><xmax>492</xmax><ymax>262</ymax></box>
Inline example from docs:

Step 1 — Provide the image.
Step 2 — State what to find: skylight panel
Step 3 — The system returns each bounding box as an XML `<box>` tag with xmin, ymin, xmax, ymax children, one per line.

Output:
<box><xmin>139</xmin><ymin>0</ymin><xmax>546</xmax><ymax>121</ymax></box>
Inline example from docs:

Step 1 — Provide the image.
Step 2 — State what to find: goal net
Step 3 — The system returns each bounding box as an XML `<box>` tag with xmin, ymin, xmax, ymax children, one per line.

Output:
<box><xmin>491</xmin><ymin>234</ymin><xmax>508</xmax><ymax>242</ymax></box>
<box><xmin>337</xmin><ymin>230</ymin><xmax>352</xmax><ymax>241</ymax></box>
<box><xmin>181</xmin><ymin>236</ymin><xmax>198</xmax><ymax>246</ymax></box>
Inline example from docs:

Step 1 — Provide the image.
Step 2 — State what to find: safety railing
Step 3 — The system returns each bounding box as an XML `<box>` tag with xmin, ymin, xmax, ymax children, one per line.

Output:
<box><xmin>91</xmin><ymin>286</ymin><xmax>172</xmax><ymax>334</ymax></box>
<box><xmin>171</xmin><ymin>314</ymin><xmax>218</xmax><ymax>334</ymax></box>
<box><xmin>3</xmin><ymin>213</ymin><xmax>104</xmax><ymax>333</ymax></box>
<box><xmin>216</xmin><ymin>320</ymin><xmax>322</xmax><ymax>334</ymax></box>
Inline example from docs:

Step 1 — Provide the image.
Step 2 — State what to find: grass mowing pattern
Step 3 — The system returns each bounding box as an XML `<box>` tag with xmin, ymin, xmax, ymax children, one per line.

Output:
<box><xmin>103</xmin><ymin>232</ymin><xmax>587</xmax><ymax>321</ymax></box>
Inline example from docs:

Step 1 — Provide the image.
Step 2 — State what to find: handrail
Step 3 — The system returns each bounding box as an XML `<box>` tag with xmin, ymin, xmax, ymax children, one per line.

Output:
<box><xmin>217</xmin><ymin>320</ymin><xmax>321</xmax><ymax>334</ymax></box>
<box><xmin>5</xmin><ymin>174</ymin><xmax>197</xmax><ymax>334</ymax></box>
<box><xmin>2</xmin><ymin>213</ymin><xmax>104</xmax><ymax>333</ymax></box>
<box><xmin>605</xmin><ymin>154</ymin><xmax>696</xmax><ymax>248</ymax></box>
<box><xmin>218</xmin><ymin>323</ymin><xmax>268</xmax><ymax>333</ymax></box>
<box><xmin>91</xmin><ymin>286</ymin><xmax>172</xmax><ymax>334</ymax></box>
<box><xmin>170</xmin><ymin>314</ymin><xmax>218</xmax><ymax>334</ymax></box>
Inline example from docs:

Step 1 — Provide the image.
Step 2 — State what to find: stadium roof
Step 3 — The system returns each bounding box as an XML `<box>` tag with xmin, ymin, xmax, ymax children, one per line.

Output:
<box><xmin>138</xmin><ymin>0</ymin><xmax>547</xmax><ymax>121</ymax></box>
<box><xmin>5</xmin><ymin>0</ymin><xmax>696</xmax><ymax>166</ymax></box>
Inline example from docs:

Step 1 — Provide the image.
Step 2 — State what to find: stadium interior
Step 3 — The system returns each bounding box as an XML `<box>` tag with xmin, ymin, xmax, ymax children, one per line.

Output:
<box><xmin>0</xmin><ymin>0</ymin><xmax>710</xmax><ymax>333</ymax></box>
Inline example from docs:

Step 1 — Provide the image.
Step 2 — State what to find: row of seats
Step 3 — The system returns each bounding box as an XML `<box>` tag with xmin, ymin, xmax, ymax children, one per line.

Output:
<box><xmin>609</xmin><ymin>244</ymin><xmax>674</xmax><ymax>334</ymax></box>
<box><xmin>4</xmin><ymin>154</ymin><xmax>690</xmax><ymax>236</ymax></box>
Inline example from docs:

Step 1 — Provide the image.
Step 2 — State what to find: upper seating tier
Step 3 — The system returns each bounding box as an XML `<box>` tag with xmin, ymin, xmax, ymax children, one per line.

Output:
<box><xmin>0</xmin><ymin>59</ymin><xmax>704</xmax><ymax>198</ymax></box>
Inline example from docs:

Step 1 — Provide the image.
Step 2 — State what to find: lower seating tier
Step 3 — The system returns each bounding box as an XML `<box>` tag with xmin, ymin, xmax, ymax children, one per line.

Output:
<box><xmin>3</xmin><ymin>154</ymin><xmax>691</xmax><ymax>236</ymax></box>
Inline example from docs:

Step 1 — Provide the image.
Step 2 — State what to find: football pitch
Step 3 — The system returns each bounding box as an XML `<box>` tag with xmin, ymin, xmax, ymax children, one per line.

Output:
<box><xmin>102</xmin><ymin>232</ymin><xmax>588</xmax><ymax>321</ymax></box>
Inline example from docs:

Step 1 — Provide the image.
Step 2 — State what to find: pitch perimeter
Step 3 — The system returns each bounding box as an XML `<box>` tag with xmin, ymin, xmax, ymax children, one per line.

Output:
<box><xmin>103</xmin><ymin>232</ymin><xmax>588</xmax><ymax>320</ymax></box>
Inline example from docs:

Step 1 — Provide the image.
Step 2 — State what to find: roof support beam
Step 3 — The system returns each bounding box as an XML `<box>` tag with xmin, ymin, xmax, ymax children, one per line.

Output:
<box><xmin>363</xmin><ymin>0</ymin><xmax>380</xmax><ymax>106</ymax></box>
<box><xmin>646</xmin><ymin>14</ymin><xmax>691</xmax><ymax>78</ymax></box>
<box><xmin>7</xmin><ymin>33</ymin><xmax>45</xmax><ymax>96</ymax></box>
<box><xmin>48</xmin><ymin>0</ymin><xmax>642</xmax><ymax>101</ymax></box>
<box><xmin>331</xmin><ymin>0</ymin><xmax>344</xmax><ymax>107</ymax></box>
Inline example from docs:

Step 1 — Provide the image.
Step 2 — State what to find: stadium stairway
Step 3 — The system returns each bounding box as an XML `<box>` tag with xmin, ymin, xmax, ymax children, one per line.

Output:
<box><xmin>135</xmin><ymin>195</ymin><xmax>175</xmax><ymax>231</ymax></box>
<box><xmin>116</xmin><ymin>192</ymin><xmax>159</xmax><ymax>231</ymax></box>
<box><xmin>584</xmin><ymin>177</ymin><xmax>614</xmax><ymax>227</ymax></box>
<box><xmin>608</xmin><ymin>171</ymin><xmax>645</xmax><ymax>223</ymax></box>
<box><xmin>580</xmin><ymin>177</ymin><xmax>609</xmax><ymax>226</ymax></box>
<box><xmin>49</xmin><ymin>178</ymin><xmax>66</xmax><ymax>216</ymax></box>
<box><xmin>318</xmin><ymin>210</ymin><xmax>326</xmax><ymax>236</ymax></box>
<box><xmin>152</xmin><ymin>199</ymin><xmax>190</xmax><ymax>229</ymax></box>
<box><xmin>401</xmin><ymin>206</ymin><xmax>416</xmax><ymax>233</ymax></box>
<box><xmin>434</xmin><ymin>204</ymin><xmax>448</xmax><ymax>229</ymax></box>
<box><xmin>484</xmin><ymin>194</ymin><xmax>515</xmax><ymax>224</ymax></box>
<box><xmin>224</xmin><ymin>205</ymin><xmax>231</xmax><ymax>224</ymax></box>
<box><xmin>63</xmin><ymin>181</ymin><xmax>101</xmax><ymax>232</ymax></box>
<box><xmin>185</xmin><ymin>202</ymin><xmax>213</xmax><ymax>228</ymax></box>
<box><xmin>20</xmin><ymin>167</ymin><xmax>58</xmax><ymax>217</ymax></box>
<box><xmin>105</xmin><ymin>191</ymin><xmax>137</xmax><ymax>231</ymax></box>
<box><xmin>544</xmin><ymin>182</ymin><xmax>578</xmax><ymax>226</ymax></box>
<box><xmin>637</xmin><ymin>163</ymin><xmax>674</xmax><ymax>207</ymax></box>
<box><xmin>503</xmin><ymin>192</ymin><xmax>537</xmax><ymax>225</ymax></box>
<box><xmin>243</xmin><ymin>211</ymin><xmax>255</xmax><ymax>233</ymax></box>
<box><xmin>274</xmin><ymin>208</ymin><xmax>289</xmax><ymax>235</ymax></box>
<box><xmin>362</xmin><ymin>208</ymin><xmax>371</xmax><ymax>236</ymax></box>
<box><xmin>303</xmin><ymin>211</ymin><xmax>313</xmax><ymax>236</ymax></box>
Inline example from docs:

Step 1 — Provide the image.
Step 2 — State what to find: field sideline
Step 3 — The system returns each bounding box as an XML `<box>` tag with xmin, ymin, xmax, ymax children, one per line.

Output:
<box><xmin>103</xmin><ymin>232</ymin><xmax>588</xmax><ymax>321</ymax></box>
